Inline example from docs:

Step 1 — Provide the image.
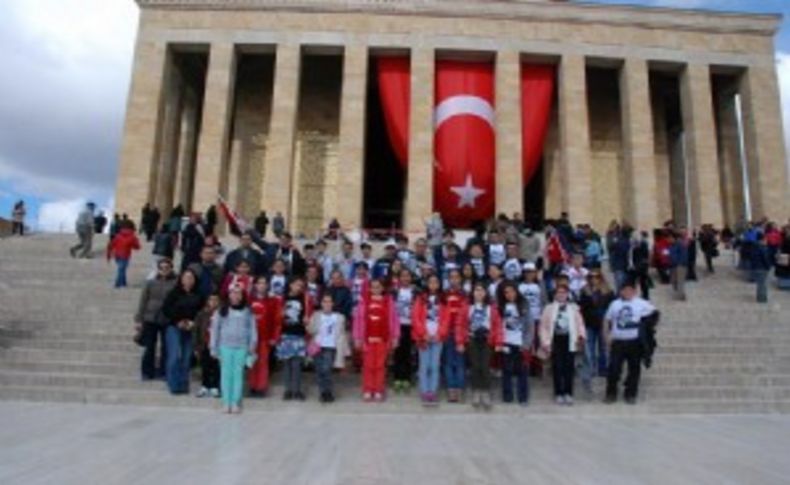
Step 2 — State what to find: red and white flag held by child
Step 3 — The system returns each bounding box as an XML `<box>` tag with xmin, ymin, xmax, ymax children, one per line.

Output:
<box><xmin>217</xmin><ymin>195</ymin><xmax>249</xmax><ymax>236</ymax></box>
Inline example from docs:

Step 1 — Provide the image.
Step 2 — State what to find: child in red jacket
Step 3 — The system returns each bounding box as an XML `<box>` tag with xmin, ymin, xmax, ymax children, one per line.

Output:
<box><xmin>467</xmin><ymin>282</ymin><xmax>504</xmax><ymax>410</ymax></box>
<box><xmin>443</xmin><ymin>269</ymin><xmax>469</xmax><ymax>403</ymax></box>
<box><xmin>220</xmin><ymin>260</ymin><xmax>254</xmax><ymax>299</ymax></box>
<box><xmin>412</xmin><ymin>274</ymin><xmax>449</xmax><ymax>405</ymax></box>
<box><xmin>107</xmin><ymin>224</ymin><xmax>140</xmax><ymax>288</ymax></box>
<box><xmin>247</xmin><ymin>276</ymin><xmax>282</xmax><ymax>397</ymax></box>
<box><xmin>353</xmin><ymin>278</ymin><xmax>399</xmax><ymax>402</ymax></box>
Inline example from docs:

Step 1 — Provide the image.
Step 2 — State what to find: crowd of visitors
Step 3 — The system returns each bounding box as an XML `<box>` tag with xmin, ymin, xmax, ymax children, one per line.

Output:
<box><xmin>70</xmin><ymin>200</ymin><xmax>786</xmax><ymax>414</ymax></box>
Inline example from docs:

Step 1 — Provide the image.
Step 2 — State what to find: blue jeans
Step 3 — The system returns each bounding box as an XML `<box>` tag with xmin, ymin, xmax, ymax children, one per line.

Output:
<box><xmin>581</xmin><ymin>326</ymin><xmax>607</xmax><ymax>385</ymax></box>
<box><xmin>219</xmin><ymin>346</ymin><xmax>247</xmax><ymax>407</ymax></box>
<box><xmin>613</xmin><ymin>270</ymin><xmax>627</xmax><ymax>293</ymax></box>
<box><xmin>418</xmin><ymin>342</ymin><xmax>443</xmax><ymax>395</ymax></box>
<box><xmin>315</xmin><ymin>348</ymin><xmax>336</xmax><ymax>394</ymax></box>
<box><xmin>165</xmin><ymin>326</ymin><xmax>193</xmax><ymax>394</ymax></box>
<box><xmin>502</xmin><ymin>345</ymin><xmax>528</xmax><ymax>403</ymax></box>
<box><xmin>442</xmin><ymin>337</ymin><xmax>466</xmax><ymax>390</ymax></box>
<box><xmin>753</xmin><ymin>269</ymin><xmax>768</xmax><ymax>303</ymax></box>
<box><xmin>115</xmin><ymin>258</ymin><xmax>129</xmax><ymax>288</ymax></box>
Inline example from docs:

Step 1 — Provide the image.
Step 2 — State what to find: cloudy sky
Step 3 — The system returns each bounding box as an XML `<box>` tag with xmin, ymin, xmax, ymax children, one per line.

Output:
<box><xmin>0</xmin><ymin>0</ymin><xmax>788</xmax><ymax>232</ymax></box>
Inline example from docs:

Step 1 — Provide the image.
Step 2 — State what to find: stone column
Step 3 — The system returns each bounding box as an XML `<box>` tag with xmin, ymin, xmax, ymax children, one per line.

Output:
<box><xmin>261</xmin><ymin>44</ymin><xmax>301</xmax><ymax>229</ymax></box>
<box><xmin>680</xmin><ymin>63</ymin><xmax>723</xmax><ymax>228</ymax></box>
<box><xmin>173</xmin><ymin>87</ymin><xmax>199</xmax><ymax>211</ymax></box>
<box><xmin>404</xmin><ymin>47</ymin><xmax>435</xmax><ymax>234</ymax></box>
<box><xmin>115</xmin><ymin>40</ymin><xmax>168</xmax><ymax>219</ymax></box>
<box><xmin>495</xmin><ymin>50</ymin><xmax>523</xmax><ymax>218</ymax></box>
<box><xmin>620</xmin><ymin>58</ymin><xmax>659</xmax><ymax>230</ymax></box>
<box><xmin>192</xmin><ymin>43</ymin><xmax>237</xmax><ymax>215</ymax></box>
<box><xmin>154</xmin><ymin>66</ymin><xmax>184</xmax><ymax>217</ymax></box>
<box><xmin>334</xmin><ymin>44</ymin><xmax>369</xmax><ymax>230</ymax></box>
<box><xmin>558</xmin><ymin>54</ymin><xmax>593</xmax><ymax>223</ymax></box>
<box><xmin>739</xmin><ymin>64</ymin><xmax>790</xmax><ymax>221</ymax></box>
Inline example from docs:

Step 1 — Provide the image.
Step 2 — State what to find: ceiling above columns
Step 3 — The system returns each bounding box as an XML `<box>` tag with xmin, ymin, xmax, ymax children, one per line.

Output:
<box><xmin>134</xmin><ymin>0</ymin><xmax>780</xmax><ymax>36</ymax></box>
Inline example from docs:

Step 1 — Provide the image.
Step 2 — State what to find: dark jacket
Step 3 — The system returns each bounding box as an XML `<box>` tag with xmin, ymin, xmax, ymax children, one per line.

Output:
<box><xmin>152</xmin><ymin>232</ymin><xmax>175</xmax><ymax>259</ymax></box>
<box><xmin>134</xmin><ymin>274</ymin><xmax>177</xmax><ymax>324</ymax></box>
<box><xmin>223</xmin><ymin>246</ymin><xmax>267</xmax><ymax>276</ymax></box>
<box><xmin>669</xmin><ymin>240</ymin><xmax>689</xmax><ymax>268</ymax></box>
<box><xmin>610</xmin><ymin>238</ymin><xmax>631</xmax><ymax>272</ymax></box>
<box><xmin>750</xmin><ymin>244</ymin><xmax>773</xmax><ymax>271</ymax></box>
<box><xmin>326</xmin><ymin>284</ymin><xmax>353</xmax><ymax>321</ymax></box>
<box><xmin>187</xmin><ymin>262</ymin><xmax>224</xmax><ymax>298</ymax></box>
<box><xmin>161</xmin><ymin>287</ymin><xmax>204</xmax><ymax>327</ymax></box>
<box><xmin>578</xmin><ymin>289</ymin><xmax>614</xmax><ymax>330</ymax></box>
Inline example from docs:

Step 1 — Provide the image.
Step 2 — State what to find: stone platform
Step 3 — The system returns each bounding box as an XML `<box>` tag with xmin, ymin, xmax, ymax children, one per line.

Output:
<box><xmin>1</xmin><ymin>401</ymin><xmax>789</xmax><ymax>485</ymax></box>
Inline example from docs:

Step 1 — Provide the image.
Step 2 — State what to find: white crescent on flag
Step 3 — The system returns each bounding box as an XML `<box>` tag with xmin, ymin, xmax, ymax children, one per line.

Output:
<box><xmin>433</xmin><ymin>95</ymin><xmax>495</xmax><ymax>131</ymax></box>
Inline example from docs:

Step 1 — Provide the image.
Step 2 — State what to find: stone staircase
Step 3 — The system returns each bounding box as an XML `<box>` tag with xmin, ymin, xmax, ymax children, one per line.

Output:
<box><xmin>1</xmin><ymin>233</ymin><xmax>789</xmax><ymax>414</ymax></box>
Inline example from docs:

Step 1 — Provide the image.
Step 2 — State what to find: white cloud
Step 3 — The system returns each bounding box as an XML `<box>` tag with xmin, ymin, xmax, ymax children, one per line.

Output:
<box><xmin>777</xmin><ymin>52</ymin><xmax>790</xmax><ymax>184</ymax></box>
<box><xmin>37</xmin><ymin>198</ymin><xmax>86</xmax><ymax>233</ymax></box>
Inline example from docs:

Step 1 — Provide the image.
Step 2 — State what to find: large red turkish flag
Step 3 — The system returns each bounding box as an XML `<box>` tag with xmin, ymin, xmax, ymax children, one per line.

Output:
<box><xmin>434</xmin><ymin>61</ymin><xmax>496</xmax><ymax>228</ymax></box>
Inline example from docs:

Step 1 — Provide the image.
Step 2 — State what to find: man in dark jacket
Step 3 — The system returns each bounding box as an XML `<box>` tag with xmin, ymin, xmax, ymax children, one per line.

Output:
<box><xmin>187</xmin><ymin>246</ymin><xmax>224</xmax><ymax>298</ymax></box>
<box><xmin>180</xmin><ymin>214</ymin><xmax>205</xmax><ymax>272</ymax></box>
<box><xmin>325</xmin><ymin>270</ymin><xmax>353</xmax><ymax>321</ymax></box>
<box><xmin>224</xmin><ymin>231</ymin><xmax>267</xmax><ymax>276</ymax></box>
<box><xmin>254</xmin><ymin>211</ymin><xmax>269</xmax><ymax>237</ymax></box>
<box><xmin>751</xmin><ymin>233</ymin><xmax>773</xmax><ymax>303</ymax></box>
<box><xmin>135</xmin><ymin>258</ymin><xmax>177</xmax><ymax>379</ymax></box>
<box><xmin>669</xmin><ymin>232</ymin><xmax>688</xmax><ymax>301</ymax></box>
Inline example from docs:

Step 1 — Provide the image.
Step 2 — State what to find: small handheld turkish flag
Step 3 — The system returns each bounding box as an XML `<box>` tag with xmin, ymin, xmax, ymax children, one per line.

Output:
<box><xmin>433</xmin><ymin>60</ymin><xmax>496</xmax><ymax>228</ymax></box>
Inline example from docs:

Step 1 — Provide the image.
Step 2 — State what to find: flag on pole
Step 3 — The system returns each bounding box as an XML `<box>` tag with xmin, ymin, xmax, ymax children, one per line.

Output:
<box><xmin>217</xmin><ymin>195</ymin><xmax>249</xmax><ymax>236</ymax></box>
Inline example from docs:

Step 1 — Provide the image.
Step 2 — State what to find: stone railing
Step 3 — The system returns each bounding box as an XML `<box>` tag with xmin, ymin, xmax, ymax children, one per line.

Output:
<box><xmin>135</xmin><ymin>0</ymin><xmax>780</xmax><ymax>35</ymax></box>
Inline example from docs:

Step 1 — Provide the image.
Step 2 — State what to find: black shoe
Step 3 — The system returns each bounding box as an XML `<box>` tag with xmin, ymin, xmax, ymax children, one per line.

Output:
<box><xmin>294</xmin><ymin>391</ymin><xmax>306</xmax><ymax>401</ymax></box>
<box><xmin>604</xmin><ymin>395</ymin><xmax>617</xmax><ymax>404</ymax></box>
<box><xmin>283</xmin><ymin>391</ymin><xmax>293</xmax><ymax>401</ymax></box>
<box><xmin>625</xmin><ymin>396</ymin><xmax>637</xmax><ymax>405</ymax></box>
<box><xmin>326</xmin><ymin>392</ymin><xmax>335</xmax><ymax>403</ymax></box>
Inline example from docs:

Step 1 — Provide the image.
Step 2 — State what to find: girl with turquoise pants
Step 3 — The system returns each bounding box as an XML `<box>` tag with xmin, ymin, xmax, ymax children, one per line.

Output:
<box><xmin>210</xmin><ymin>285</ymin><xmax>258</xmax><ymax>414</ymax></box>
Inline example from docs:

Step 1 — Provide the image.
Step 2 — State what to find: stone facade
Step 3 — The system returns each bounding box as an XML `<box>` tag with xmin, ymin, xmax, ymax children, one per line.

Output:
<box><xmin>115</xmin><ymin>0</ymin><xmax>790</xmax><ymax>233</ymax></box>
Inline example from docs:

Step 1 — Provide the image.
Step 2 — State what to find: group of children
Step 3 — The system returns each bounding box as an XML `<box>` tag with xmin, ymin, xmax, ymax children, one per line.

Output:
<box><xmin>173</xmin><ymin>228</ymin><xmax>658</xmax><ymax>414</ymax></box>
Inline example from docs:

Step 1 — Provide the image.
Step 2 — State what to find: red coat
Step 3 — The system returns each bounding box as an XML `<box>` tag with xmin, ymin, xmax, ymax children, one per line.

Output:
<box><xmin>546</xmin><ymin>233</ymin><xmax>566</xmax><ymax>264</ymax></box>
<box><xmin>249</xmin><ymin>294</ymin><xmax>283</xmax><ymax>343</ymax></box>
<box><xmin>411</xmin><ymin>294</ymin><xmax>450</xmax><ymax>347</ymax></box>
<box><xmin>443</xmin><ymin>290</ymin><xmax>470</xmax><ymax>346</ymax></box>
<box><xmin>220</xmin><ymin>273</ymin><xmax>253</xmax><ymax>299</ymax></box>
<box><xmin>352</xmin><ymin>293</ymin><xmax>399</xmax><ymax>345</ymax></box>
<box><xmin>107</xmin><ymin>228</ymin><xmax>140</xmax><ymax>260</ymax></box>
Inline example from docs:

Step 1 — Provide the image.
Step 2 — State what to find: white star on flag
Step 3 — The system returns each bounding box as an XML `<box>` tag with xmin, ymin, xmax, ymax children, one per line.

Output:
<box><xmin>450</xmin><ymin>174</ymin><xmax>486</xmax><ymax>209</ymax></box>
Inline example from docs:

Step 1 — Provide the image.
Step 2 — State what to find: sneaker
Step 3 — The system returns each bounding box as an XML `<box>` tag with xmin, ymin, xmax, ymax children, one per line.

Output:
<box><xmin>230</xmin><ymin>405</ymin><xmax>241</xmax><ymax>414</ymax></box>
<box><xmin>363</xmin><ymin>392</ymin><xmax>373</xmax><ymax>402</ymax></box>
<box><xmin>196</xmin><ymin>387</ymin><xmax>209</xmax><ymax>398</ymax></box>
<box><xmin>223</xmin><ymin>405</ymin><xmax>232</xmax><ymax>414</ymax></box>
<box><xmin>481</xmin><ymin>394</ymin><xmax>492</xmax><ymax>411</ymax></box>
<box><xmin>518</xmin><ymin>400</ymin><xmax>529</xmax><ymax>408</ymax></box>
<box><xmin>294</xmin><ymin>391</ymin><xmax>306</xmax><ymax>401</ymax></box>
<box><xmin>471</xmin><ymin>392</ymin><xmax>481</xmax><ymax>409</ymax></box>
<box><xmin>69</xmin><ymin>248</ymin><xmax>76</xmax><ymax>258</ymax></box>
<box><xmin>555</xmin><ymin>395</ymin><xmax>565</xmax><ymax>405</ymax></box>
<box><xmin>283</xmin><ymin>391</ymin><xmax>293</xmax><ymax>401</ymax></box>
<box><xmin>373</xmin><ymin>393</ymin><xmax>384</xmax><ymax>402</ymax></box>
<box><xmin>210</xmin><ymin>388</ymin><xmax>221</xmax><ymax>398</ymax></box>
<box><xmin>564</xmin><ymin>395</ymin><xmax>574</xmax><ymax>406</ymax></box>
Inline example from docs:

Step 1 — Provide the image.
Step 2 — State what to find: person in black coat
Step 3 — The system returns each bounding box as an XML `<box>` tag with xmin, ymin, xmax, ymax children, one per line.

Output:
<box><xmin>180</xmin><ymin>214</ymin><xmax>206</xmax><ymax>272</ymax></box>
<box><xmin>224</xmin><ymin>231</ymin><xmax>267</xmax><ymax>276</ymax></box>
<box><xmin>325</xmin><ymin>269</ymin><xmax>353</xmax><ymax>321</ymax></box>
<box><xmin>205</xmin><ymin>205</ymin><xmax>218</xmax><ymax>236</ymax></box>
<box><xmin>254</xmin><ymin>211</ymin><xmax>269</xmax><ymax>238</ymax></box>
<box><xmin>161</xmin><ymin>269</ymin><xmax>205</xmax><ymax>394</ymax></box>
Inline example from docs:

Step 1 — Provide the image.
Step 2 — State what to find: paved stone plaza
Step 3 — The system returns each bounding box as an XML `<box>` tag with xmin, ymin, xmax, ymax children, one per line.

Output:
<box><xmin>1</xmin><ymin>401</ymin><xmax>789</xmax><ymax>485</ymax></box>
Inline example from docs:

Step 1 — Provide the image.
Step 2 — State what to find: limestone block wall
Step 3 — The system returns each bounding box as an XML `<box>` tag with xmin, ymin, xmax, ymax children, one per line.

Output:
<box><xmin>227</xmin><ymin>55</ymin><xmax>274</xmax><ymax>220</ymax></box>
<box><xmin>292</xmin><ymin>55</ymin><xmax>342</xmax><ymax>236</ymax></box>
<box><xmin>587</xmin><ymin>68</ymin><xmax>624</xmax><ymax>230</ymax></box>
